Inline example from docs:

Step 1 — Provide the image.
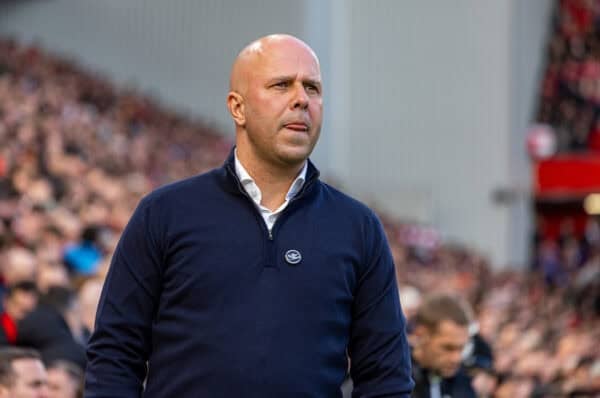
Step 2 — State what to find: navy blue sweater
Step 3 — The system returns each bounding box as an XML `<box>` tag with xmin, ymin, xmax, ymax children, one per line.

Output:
<box><xmin>85</xmin><ymin>152</ymin><xmax>414</xmax><ymax>397</ymax></box>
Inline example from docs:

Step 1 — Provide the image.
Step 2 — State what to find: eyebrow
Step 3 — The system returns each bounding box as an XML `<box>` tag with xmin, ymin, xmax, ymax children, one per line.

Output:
<box><xmin>267</xmin><ymin>76</ymin><xmax>322</xmax><ymax>88</ymax></box>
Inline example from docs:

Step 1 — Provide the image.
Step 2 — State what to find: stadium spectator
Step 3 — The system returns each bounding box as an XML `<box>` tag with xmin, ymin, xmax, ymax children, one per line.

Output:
<box><xmin>0</xmin><ymin>281</ymin><xmax>38</xmax><ymax>345</ymax></box>
<box><xmin>46</xmin><ymin>360</ymin><xmax>82</xmax><ymax>398</ymax></box>
<box><xmin>0</xmin><ymin>347</ymin><xmax>48</xmax><ymax>398</ymax></box>
<box><xmin>17</xmin><ymin>287</ymin><xmax>86</xmax><ymax>369</ymax></box>
<box><xmin>537</xmin><ymin>0</ymin><xmax>600</xmax><ymax>153</ymax></box>
<box><xmin>409</xmin><ymin>293</ymin><xmax>476</xmax><ymax>398</ymax></box>
<box><xmin>0</xmin><ymin>248</ymin><xmax>37</xmax><ymax>306</ymax></box>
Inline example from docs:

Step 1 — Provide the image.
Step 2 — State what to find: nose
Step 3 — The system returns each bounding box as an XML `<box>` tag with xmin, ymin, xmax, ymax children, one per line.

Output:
<box><xmin>291</xmin><ymin>83</ymin><xmax>309</xmax><ymax>110</ymax></box>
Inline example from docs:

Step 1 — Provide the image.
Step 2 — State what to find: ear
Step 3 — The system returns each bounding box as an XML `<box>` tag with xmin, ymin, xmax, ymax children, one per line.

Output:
<box><xmin>227</xmin><ymin>91</ymin><xmax>246</xmax><ymax>126</ymax></box>
<box><xmin>412</xmin><ymin>325</ymin><xmax>430</xmax><ymax>345</ymax></box>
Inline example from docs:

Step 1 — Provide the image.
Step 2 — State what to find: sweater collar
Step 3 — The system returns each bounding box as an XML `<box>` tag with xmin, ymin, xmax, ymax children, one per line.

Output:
<box><xmin>220</xmin><ymin>147</ymin><xmax>320</xmax><ymax>196</ymax></box>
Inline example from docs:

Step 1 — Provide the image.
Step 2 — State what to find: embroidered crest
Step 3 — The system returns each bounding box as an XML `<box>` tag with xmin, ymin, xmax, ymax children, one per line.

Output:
<box><xmin>284</xmin><ymin>249</ymin><xmax>302</xmax><ymax>265</ymax></box>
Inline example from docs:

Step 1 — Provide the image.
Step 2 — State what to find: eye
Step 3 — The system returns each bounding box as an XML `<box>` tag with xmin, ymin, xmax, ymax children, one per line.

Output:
<box><xmin>304</xmin><ymin>83</ymin><xmax>320</xmax><ymax>94</ymax></box>
<box><xmin>272</xmin><ymin>81</ymin><xmax>289</xmax><ymax>89</ymax></box>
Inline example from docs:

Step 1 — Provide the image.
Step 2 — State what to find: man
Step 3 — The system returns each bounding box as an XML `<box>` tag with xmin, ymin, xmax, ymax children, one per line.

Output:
<box><xmin>17</xmin><ymin>287</ymin><xmax>87</xmax><ymax>369</ymax></box>
<box><xmin>36</xmin><ymin>263</ymin><xmax>70</xmax><ymax>294</ymax></box>
<box><xmin>0</xmin><ymin>281</ymin><xmax>39</xmax><ymax>345</ymax></box>
<box><xmin>85</xmin><ymin>34</ymin><xmax>413</xmax><ymax>397</ymax></box>
<box><xmin>46</xmin><ymin>360</ymin><xmax>82</xmax><ymax>398</ymax></box>
<box><xmin>0</xmin><ymin>248</ymin><xmax>37</xmax><ymax>313</ymax></box>
<box><xmin>410</xmin><ymin>294</ymin><xmax>476</xmax><ymax>398</ymax></box>
<box><xmin>0</xmin><ymin>347</ymin><xmax>48</xmax><ymax>398</ymax></box>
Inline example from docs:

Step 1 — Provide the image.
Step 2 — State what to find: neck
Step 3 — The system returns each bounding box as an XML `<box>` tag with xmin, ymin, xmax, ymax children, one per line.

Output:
<box><xmin>236</xmin><ymin>146</ymin><xmax>304</xmax><ymax>211</ymax></box>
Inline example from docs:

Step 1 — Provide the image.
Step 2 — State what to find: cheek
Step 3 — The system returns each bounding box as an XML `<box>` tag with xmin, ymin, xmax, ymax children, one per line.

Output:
<box><xmin>248</xmin><ymin>99</ymin><xmax>281</xmax><ymax>125</ymax></box>
<box><xmin>309</xmin><ymin>101</ymin><xmax>323</xmax><ymax>118</ymax></box>
<box><xmin>431</xmin><ymin>343</ymin><xmax>452</xmax><ymax>359</ymax></box>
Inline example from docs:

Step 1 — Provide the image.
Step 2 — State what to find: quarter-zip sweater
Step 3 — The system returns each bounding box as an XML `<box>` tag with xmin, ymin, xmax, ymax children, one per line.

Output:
<box><xmin>85</xmin><ymin>151</ymin><xmax>414</xmax><ymax>397</ymax></box>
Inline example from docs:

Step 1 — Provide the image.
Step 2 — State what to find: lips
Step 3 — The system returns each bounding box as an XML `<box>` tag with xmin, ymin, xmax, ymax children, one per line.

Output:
<box><xmin>283</xmin><ymin>122</ymin><xmax>310</xmax><ymax>131</ymax></box>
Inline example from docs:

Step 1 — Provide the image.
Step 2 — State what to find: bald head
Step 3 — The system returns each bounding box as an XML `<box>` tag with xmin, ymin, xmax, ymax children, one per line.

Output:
<box><xmin>2</xmin><ymin>248</ymin><xmax>37</xmax><ymax>285</ymax></box>
<box><xmin>229</xmin><ymin>34</ymin><xmax>320</xmax><ymax>95</ymax></box>
<box><xmin>227</xmin><ymin>34</ymin><xmax>323</xmax><ymax>172</ymax></box>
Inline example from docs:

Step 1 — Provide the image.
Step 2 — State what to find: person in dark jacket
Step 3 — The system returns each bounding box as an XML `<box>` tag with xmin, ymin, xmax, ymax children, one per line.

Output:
<box><xmin>17</xmin><ymin>287</ymin><xmax>86</xmax><ymax>370</ymax></box>
<box><xmin>85</xmin><ymin>34</ymin><xmax>414</xmax><ymax>397</ymax></box>
<box><xmin>410</xmin><ymin>294</ymin><xmax>476</xmax><ymax>398</ymax></box>
<box><xmin>0</xmin><ymin>281</ymin><xmax>38</xmax><ymax>346</ymax></box>
<box><xmin>0</xmin><ymin>347</ymin><xmax>48</xmax><ymax>398</ymax></box>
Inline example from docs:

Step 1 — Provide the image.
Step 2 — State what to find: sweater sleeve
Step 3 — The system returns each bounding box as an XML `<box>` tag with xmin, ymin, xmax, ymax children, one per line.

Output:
<box><xmin>85</xmin><ymin>197</ymin><xmax>163</xmax><ymax>397</ymax></box>
<box><xmin>348</xmin><ymin>214</ymin><xmax>414</xmax><ymax>397</ymax></box>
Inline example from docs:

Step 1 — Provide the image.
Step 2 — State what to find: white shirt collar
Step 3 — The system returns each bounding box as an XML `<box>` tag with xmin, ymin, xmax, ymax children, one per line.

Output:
<box><xmin>234</xmin><ymin>151</ymin><xmax>307</xmax><ymax>206</ymax></box>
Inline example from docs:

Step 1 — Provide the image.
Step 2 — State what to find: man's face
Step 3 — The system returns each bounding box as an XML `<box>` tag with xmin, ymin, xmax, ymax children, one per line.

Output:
<box><xmin>2</xmin><ymin>358</ymin><xmax>48</xmax><ymax>398</ymax></box>
<box><xmin>236</xmin><ymin>38</ymin><xmax>323</xmax><ymax>167</ymax></box>
<box><xmin>4</xmin><ymin>290</ymin><xmax>38</xmax><ymax>321</ymax></box>
<box><xmin>47</xmin><ymin>367</ymin><xmax>79</xmax><ymax>398</ymax></box>
<box><xmin>417</xmin><ymin>320</ymin><xmax>470</xmax><ymax>377</ymax></box>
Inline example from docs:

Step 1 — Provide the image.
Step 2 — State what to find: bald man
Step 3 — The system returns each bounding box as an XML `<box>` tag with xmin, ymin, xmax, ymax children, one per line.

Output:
<box><xmin>86</xmin><ymin>34</ymin><xmax>414</xmax><ymax>397</ymax></box>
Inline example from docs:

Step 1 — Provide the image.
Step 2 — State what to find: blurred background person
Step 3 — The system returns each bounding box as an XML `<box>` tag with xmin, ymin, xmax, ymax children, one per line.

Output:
<box><xmin>0</xmin><ymin>347</ymin><xmax>48</xmax><ymax>398</ymax></box>
<box><xmin>0</xmin><ymin>281</ymin><xmax>38</xmax><ymax>345</ymax></box>
<box><xmin>409</xmin><ymin>293</ymin><xmax>476</xmax><ymax>398</ymax></box>
<box><xmin>16</xmin><ymin>287</ymin><xmax>86</xmax><ymax>370</ymax></box>
<box><xmin>0</xmin><ymin>248</ymin><xmax>38</xmax><ymax>311</ymax></box>
<box><xmin>46</xmin><ymin>360</ymin><xmax>82</xmax><ymax>398</ymax></box>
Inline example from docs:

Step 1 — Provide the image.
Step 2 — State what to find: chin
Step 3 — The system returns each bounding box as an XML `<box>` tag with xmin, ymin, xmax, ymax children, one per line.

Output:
<box><xmin>277</xmin><ymin>146</ymin><xmax>313</xmax><ymax>165</ymax></box>
<box><xmin>439</xmin><ymin>367</ymin><xmax>459</xmax><ymax>378</ymax></box>
<box><xmin>279</xmin><ymin>155</ymin><xmax>309</xmax><ymax>167</ymax></box>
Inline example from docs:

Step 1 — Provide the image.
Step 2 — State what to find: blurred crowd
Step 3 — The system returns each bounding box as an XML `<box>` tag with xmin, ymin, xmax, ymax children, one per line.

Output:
<box><xmin>389</xmin><ymin>218</ymin><xmax>600</xmax><ymax>396</ymax></box>
<box><xmin>0</xmin><ymin>37</ymin><xmax>230</xmax><ymax>397</ymax></box>
<box><xmin>0</xmin><ymin>35</ymin><xmax>598</xmax><ymax>397</ymax></box>
<box><xmin>538</xmin><ymin>0</ymin><xmax>600</xmax><ymax>153</ymax></box>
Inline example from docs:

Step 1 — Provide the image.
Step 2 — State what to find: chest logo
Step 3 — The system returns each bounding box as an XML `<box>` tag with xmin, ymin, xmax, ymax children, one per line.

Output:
<box><xmin>284</xmin><ymin>249</ymin><xmax>302</xmax><ymax>265</ymax></box>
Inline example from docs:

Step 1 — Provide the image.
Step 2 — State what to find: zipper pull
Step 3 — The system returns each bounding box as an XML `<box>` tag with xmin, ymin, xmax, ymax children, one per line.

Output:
<box><xmin>268</xmin><ymin>229</ymin><xmax>273</xmax><ymax>240</ymax></box>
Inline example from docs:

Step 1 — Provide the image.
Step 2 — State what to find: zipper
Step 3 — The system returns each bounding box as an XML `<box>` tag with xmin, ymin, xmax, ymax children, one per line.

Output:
<box><xmin>226</xmin><ymin>162</ymin><xmax>319</xmax><ymax>241</ymax></box>
<box><xmin>226</xmin><ymin>163</ymin><xmax>274</xmax><ymax>240</ymax></box>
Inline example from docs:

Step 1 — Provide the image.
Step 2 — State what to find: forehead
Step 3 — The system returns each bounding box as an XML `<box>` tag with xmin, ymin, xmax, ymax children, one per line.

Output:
<box><xmin>252</xmin><ymin>41</ymin><xmax>321</xmax><ymax>80</ymax></box>
<box><xmin>12</xmin><ymin>358</ymin><xmax>46</xmax><ymax>380</ymax></box>
<box><xmin>431</xmin><ymin>320</ymin><xmax>469</xmax><ymax>343</ymax></box>
<box><xmin>47</xmin><ymin>367</ymin><xmax>76</xmax><ymax>387</ymax></box>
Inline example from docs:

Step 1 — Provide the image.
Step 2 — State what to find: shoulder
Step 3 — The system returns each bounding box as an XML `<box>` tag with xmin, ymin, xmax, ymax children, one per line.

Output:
<box><xmin>448</xmin><ymin>369</ymin><xmax>476</xmax><ymax>397</ymax></box>
<box><xmin>313</xmin><ymin>182</ymin><xmax>388</xmax><ymax>255</ymax></box>
<box><xmin>317</xmin><ymin>182</ymin><xmax>380</xmax><ymax>223</ymax></box>
<box><xmin>141</xmin><ymin>168</ymin><xmax>222</xmax><ymax>209</ymax></box>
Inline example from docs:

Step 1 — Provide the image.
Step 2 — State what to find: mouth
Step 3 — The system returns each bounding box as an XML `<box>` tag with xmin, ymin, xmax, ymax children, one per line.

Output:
<box><xmin>283</xmin><ymin>122</ymin><xmax>310</xmax><ymax>132</ymax></box>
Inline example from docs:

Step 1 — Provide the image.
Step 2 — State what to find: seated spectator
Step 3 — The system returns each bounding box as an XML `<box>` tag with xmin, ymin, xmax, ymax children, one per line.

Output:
<box><xmin>16</xmin><ymin>287</ymin><xmax>86</xmax><ymax>369</ymax></box>
<box><xmin>46</xmin><ymin>359</ymin><xmax>82</xmax><ymax>398</ymax></box>
<box><xmin>0</xmin><ymin>347</ymin><xmax>48</xmax><ymax>398</ymax></box>
<box><xmin>36</xmin><ymin>264</ymin><xmax>70</xmax><ymax>294</ymax></box>
<box><xmin>63</xmin><ymin>226</ymin><xmax>103</xmax><ymax>276</ymax></box>
<box><xmin>1</xmin><ymin>249</ymin><xmax>37</xmax><ymax>287</ymax></box>
<box><xmin>410</xmin><ymin>293</ymin><xmax>476</xmax><ymax>398</ymax></box>
<box><xmin>0</xmin><ymin>281</ymin><xmax>38</xmax><ymax>345</ymax></box>
<box><xmin>0</xmin><ymin>248</ymin><xmax>38</xmax><ymax>312</ymax></box>
<box><xmin>470</xmin><ymin>368</ymin><xmax>498</xmax><ymax>398</ymax></box>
